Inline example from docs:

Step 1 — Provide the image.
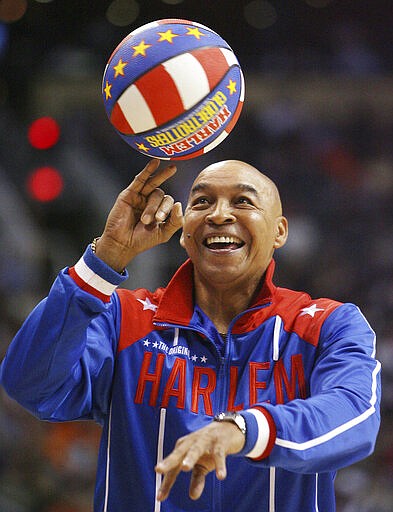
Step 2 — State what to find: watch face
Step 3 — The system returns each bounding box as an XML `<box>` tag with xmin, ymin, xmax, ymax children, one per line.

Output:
<box><xmin>214</xmin><ymin>412</ymin><xmax>235</xmax><ymax>421</ymax></box>
<box><xmin>216</xmin><ymin>412</ymin><xmax>236</xmax><ymax>420</ymax></box>
<box><xmin>214</xmin><ymin>412</ymin><xmax>246</xmax><ymax>435</ymax></box>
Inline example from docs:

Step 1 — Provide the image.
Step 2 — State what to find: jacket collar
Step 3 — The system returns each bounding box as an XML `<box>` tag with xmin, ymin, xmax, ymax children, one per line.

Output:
<box><xmin>153</xmin><ymin>259</ymin><xmax>277</xmax><ymax>326</ymax></box>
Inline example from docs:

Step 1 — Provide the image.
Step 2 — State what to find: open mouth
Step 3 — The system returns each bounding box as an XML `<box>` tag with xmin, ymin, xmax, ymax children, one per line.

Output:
<box><xmin>204</xmin><ymin>235</ymin><xmax>245</xmax><ymax>251</ymax></box>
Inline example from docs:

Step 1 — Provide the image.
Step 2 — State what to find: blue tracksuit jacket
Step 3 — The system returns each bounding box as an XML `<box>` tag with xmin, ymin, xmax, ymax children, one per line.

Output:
<box><xmin>0</xmin><ymin>246</ymin><xmax>381</xmax><ymax>511</ymax></box>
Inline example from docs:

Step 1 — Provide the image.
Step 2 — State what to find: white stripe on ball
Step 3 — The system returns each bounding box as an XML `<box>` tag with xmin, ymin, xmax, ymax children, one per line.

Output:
<box><xmin>162</xmin><ymin>52</ymin><xmax>210</xmax><ymax>110</ymax></box>
<box><xmin>118</xmin><ymin>84</ymin><xmax>157</xmax><ymax>133</ymax></box>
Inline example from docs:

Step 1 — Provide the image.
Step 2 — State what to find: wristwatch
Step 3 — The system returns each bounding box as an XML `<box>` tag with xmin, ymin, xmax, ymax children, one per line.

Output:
<box><xmin>213</xmin><ymin>411</ymin><xmax>246</xmax><ymax>436</ymax></box>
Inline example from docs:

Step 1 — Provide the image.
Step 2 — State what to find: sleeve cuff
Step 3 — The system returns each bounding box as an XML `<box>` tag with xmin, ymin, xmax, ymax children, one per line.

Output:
<box><xmin>68</xmin><ymin>244</ymin><xmax>129</xmax><ymax>302</ymax></box>
<box><xmin>235</xmin><ymin>407</ymin><xmax>276</xmax><ymax>460</ymax></box>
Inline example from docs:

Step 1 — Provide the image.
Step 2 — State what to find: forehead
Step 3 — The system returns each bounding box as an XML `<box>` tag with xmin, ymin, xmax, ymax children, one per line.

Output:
<box><xmin>189</xmin><ymin>165</ymin><xmax>273</xmax><ymax>197</ymax></box>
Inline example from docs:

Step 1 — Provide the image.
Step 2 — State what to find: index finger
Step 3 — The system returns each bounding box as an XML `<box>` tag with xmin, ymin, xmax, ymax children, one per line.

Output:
<box><xmin>156</xmin><ymin>434</ymin><xmax>208</xmax><ymax>476</ymax></box>
<box><xmin>155</xmin><ymin>444</ymin><xmax>188</xmax><ymax>475</ymax></box>
<box><xmin>130</xmin><ymin>159</ymin><xmax>177</xmax><ymax>195</ymax></box>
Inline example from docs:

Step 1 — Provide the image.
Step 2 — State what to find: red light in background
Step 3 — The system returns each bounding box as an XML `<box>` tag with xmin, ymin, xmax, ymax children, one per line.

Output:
<box><xmin>28</xmin><ymin>116</ymin><xmax>60</xmax><ymax>150</ymax></box>
<box><xmin>27</xmin><ymin>166</ymin><xmax>64</xmax><ymax>202</ymax></box>
<box><xmin>0</xmin><ymin>0</ymin><xmax>27</xmax><ymax>23</ymax></box>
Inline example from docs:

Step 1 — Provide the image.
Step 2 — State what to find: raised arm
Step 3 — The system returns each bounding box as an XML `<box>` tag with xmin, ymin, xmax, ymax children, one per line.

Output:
<box><xmin>0</xmin><ymin>159</ymin><xmax>183</xmax><ymax>423</ymax></box>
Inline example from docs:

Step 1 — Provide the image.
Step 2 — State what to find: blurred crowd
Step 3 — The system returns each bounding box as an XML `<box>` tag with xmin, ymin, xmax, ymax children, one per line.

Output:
<box><xmin>1</xmin><ymin>2</ymin><xmax>392</xmax><ymax>511</ymax></box>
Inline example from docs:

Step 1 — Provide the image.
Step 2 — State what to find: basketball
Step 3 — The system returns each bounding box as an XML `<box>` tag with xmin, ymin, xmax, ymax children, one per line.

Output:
<box><xmin>102</xmin><ymin>18</ymin><xmax>245</xmax><ymax>160</ymax></box>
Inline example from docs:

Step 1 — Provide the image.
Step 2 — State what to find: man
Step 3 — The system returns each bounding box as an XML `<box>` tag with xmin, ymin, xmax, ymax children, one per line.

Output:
<box><xmin>1</xmin><ymin>159</ymin><xmax>381</xmax><ymax>511</ymax></box>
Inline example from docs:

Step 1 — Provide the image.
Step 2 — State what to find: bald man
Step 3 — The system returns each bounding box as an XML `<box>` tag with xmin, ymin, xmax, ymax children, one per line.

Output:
<box><xmin>1</xmin><ymin>159</ymin><xmax>381</xmax><ymax>512</ymax></box>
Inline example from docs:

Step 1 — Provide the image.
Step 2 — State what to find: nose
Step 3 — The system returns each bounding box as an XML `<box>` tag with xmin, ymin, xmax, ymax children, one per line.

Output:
<box><xmin>205</xmin><ymin>199</ymin><xmax>236</xmax><ymax>224</ymax></box>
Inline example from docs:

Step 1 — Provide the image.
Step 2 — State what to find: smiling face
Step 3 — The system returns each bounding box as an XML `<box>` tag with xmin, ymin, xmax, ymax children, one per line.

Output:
<box><xmin>180</xmin><ymin>160</ymin><xmax>288</xmax><ymax>291</ymax></box>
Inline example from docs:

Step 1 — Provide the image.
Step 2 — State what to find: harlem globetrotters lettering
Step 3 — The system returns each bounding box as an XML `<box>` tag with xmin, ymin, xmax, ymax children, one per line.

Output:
<box><xmin>143</xmin><ymin>91</ymin><xmax>231</xmax><ymax>157</ymax></box>
<box><xmin>134</xmin><ymin>349</ymin><xmax>307</xmax><ymax>415</ymax></box>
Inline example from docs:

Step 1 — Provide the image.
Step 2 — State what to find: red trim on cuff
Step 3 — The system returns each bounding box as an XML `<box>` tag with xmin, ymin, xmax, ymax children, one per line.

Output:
<box><xmin>251</xmin><ymin>406</ymin><xmax>277</xmax><ymax>461</ymax></box>
<box><xmin>68</xmin><ymin>266</ymin><xmax>111</xmax><ymax>303</ymax></box>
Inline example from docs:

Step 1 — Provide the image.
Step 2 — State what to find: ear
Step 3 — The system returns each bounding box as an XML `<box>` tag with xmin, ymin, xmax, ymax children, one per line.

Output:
<box><xmin>273</xmin><ymin>216</ymin><xmax>288</xmax><ymax>249</ymax></box>
<box><xmin>179</xmin><ymin>230</ymin><xmax>185</xmax><ymax>248</ymax></box>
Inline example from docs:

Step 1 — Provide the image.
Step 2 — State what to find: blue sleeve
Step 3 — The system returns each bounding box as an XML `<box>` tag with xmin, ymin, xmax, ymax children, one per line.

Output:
<box><xmin>0</xmin><ymin>248</ymin><xmax>126</xmax><ymax>425</ymax></box>
<box><xmin>258</xmin><ymin>303</ymin><xmax>381</xmax><ymax>473</ymax></box>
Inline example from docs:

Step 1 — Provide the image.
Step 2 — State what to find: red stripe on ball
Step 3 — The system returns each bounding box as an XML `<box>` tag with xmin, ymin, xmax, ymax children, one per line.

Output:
<box><xmin>191</xmin><ymin>47</ymin><xmax>229</xmax><ymax>91</ymax></box>
<box><xmin>135</xmin><ymin>64</ymin><xmax>184</xmax><ymax>126</ymax></box>
<box><xmin>157</xmin><ymin>18</ymin><xmax>194</xmax><ymax>25</ymax></box>
<box><xmin>111</xmin><ymin>102</ymin><xmax>134</xmax><ymax>135</ymax></box>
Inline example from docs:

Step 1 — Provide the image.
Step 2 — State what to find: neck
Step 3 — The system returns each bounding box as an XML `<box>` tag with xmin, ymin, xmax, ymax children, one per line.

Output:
<box><xmin>194</xmin><ymin>272</ymin><xmax>264</xmax><ymax>333</ymax></box>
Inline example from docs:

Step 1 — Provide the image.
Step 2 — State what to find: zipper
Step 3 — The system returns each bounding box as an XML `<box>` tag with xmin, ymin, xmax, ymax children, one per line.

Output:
<box><xmin>154</xmin><ymin>304</ymin><xmax>272</xmax><ymax>512</ymax></box>
<box><xmin>217</xmin><ymin>301</ymin><xmax>272</xmax><ymax>410</ymax></box>
<box><xmin>213</xmin><ymin>302</ymin><xmax>272</xmax><ymax>512</ymax></box>
<box><xmin>153</xmin><ymin>321</ymin><xmax>224</xmax><ymax>362</ymax></box>
<box><xmin>154</xmin><ymin>300</ymin><xmax>272</xmax><ymax>363</ymax></box>
<box><xmin>213</xmin><ymin>353</ymin><xmax>228</xmax><ymax>512</ymax></box>
<box><xmin>154</xmin><ymin>321</ymin><xmax>224</xmax><ymax>512</ymax></box>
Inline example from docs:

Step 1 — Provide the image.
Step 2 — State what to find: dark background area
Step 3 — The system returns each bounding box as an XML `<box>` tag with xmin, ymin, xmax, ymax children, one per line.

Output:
<box><xmin>0</xmin><ymin>1</ymin><xmax>392</xmax><ymax>510</ymax></box>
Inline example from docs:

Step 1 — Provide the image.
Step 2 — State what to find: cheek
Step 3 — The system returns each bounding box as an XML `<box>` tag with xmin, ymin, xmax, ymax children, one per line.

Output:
<box><xmin>182</xmin><ymin>212</ymin><xmax>201</xmax><ymax>239</ymax></box>
<box><xmin>249</xmin><ymin>226</ymin><xmax>276</xmax><ymax>253</ymax></box>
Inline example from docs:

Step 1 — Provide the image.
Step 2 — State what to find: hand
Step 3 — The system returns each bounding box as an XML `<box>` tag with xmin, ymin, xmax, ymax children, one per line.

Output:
<box><xmin>95</xmin><ymin>159</ymin><xmax>183</xmax><ymax>272</ymax></box>
<box><xmin>155</xmin><ymin>421</ymin><xmax>245</xmax><ymax>502</ymax></box>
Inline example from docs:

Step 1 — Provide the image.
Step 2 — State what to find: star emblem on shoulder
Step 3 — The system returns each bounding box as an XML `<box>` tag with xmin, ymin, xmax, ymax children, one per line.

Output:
<box><xmin>137</xmin><ymin>297</ymin><xmax>158</xmax><ymax>312</ymax></box>
<box><xmin>299</xmin><ymin>304</ymin><xmax>324</xmax><ymax>318</ymax></box>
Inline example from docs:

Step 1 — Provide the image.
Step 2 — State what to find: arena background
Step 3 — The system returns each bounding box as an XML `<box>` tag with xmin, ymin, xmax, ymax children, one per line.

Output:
<box><xmin>0</xmin><ymin>1</ymin><xmax>392</xmax><ymax>510</ymax></box>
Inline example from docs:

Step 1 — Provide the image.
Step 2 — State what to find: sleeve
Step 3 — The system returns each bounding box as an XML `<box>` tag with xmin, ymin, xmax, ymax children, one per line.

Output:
<box><xmin>0</xmin><ymin>245</ymin><xmax>129</xmax><ymax>425</ymax></box>
<box><xmin>242</xmin><ymin>303</ymin><xmax>381</xmax><ymax>473</ymax></box>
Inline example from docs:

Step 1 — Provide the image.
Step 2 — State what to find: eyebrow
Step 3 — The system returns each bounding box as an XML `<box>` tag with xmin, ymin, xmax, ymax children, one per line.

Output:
<box><xmin>190</xmin><ymin>182</ymin><xmax>259</xmax><ymax>196</ymax></box>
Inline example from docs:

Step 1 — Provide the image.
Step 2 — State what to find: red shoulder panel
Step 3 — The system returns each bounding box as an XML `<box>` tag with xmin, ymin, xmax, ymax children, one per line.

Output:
<box><xmin>232</xmin><ymin>287</ymin><xmax>342</xmax><ymax>347</ymax></box>
<box><xmin>116</xmin><ymin>288</ymin><xmax>165</xmax><ymax>354</ymax></box>
<box><xmin>274</xmin><ymin>288</ymin><xmax>342</xmax><ymax>346</ymax></box>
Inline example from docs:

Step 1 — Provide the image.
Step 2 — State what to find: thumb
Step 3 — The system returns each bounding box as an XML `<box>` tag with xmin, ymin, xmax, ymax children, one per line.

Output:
<box><xmin>160</xmin><ymin>202</ymin><xmax>183</xmax><ymax>241</ymax></box>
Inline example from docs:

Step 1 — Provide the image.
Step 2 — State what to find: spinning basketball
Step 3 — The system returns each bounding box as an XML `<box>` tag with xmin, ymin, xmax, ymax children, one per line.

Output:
<box><xmin>102</xmin><ymin>18</ymin><xmax>245</xmax><ymax>160</ymax></box>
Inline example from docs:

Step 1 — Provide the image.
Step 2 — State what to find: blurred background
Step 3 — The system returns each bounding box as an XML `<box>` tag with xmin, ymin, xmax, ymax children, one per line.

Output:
<box><xmin>0</xmin><ymin>0</ymin><xmax>392</xmax><ymax>510</ymax></box>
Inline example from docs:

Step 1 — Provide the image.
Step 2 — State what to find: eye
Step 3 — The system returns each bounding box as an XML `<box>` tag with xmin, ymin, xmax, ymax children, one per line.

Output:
<box><xmin>235</xmin><ymin>196</ymin><xmax>253</xmax><ymax>206</ymax></box>
<box><xmin>191</xmin><ymin>196</ymin><xmax>210</xmax><ymax>208</ymax></box>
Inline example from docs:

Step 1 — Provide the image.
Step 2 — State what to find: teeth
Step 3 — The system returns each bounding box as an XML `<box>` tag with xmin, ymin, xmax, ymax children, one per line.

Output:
<box><xmin>206</xmin><ymin>236</ymin><xmax>242</xmax><ymax>245</ymax></box>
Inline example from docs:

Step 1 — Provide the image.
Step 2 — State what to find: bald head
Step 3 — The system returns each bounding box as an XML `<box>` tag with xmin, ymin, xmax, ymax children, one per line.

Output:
<box><xmin>188</xmin><ymin>160</ymin><xmax>283</xmax><ymax>217</ymax></box>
